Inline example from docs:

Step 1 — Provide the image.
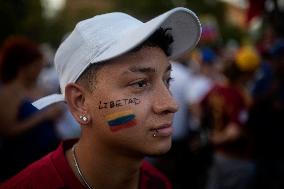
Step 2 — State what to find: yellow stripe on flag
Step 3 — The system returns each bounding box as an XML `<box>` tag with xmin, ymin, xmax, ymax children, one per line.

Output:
<box><xmin>105</xmin><ymin>109</ymin><xmax>134</xmax><ymax>121</ymax></box>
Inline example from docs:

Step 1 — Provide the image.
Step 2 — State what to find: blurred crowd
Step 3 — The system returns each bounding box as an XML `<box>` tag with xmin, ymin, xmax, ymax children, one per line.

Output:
<box><xmin>0</xmin><ymin>4</ymin><xmax>284</xmax><ymax>189</ymax></box>
<box><xmin>152</xmin><ymin>23</ymin><xmax>284</xmax><ymax>189</ymax></box>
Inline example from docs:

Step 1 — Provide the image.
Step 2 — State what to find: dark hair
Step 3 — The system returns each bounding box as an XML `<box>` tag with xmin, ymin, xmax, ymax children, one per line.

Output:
<box><xmin>223</xmin><ymin>60</ymin><xmax>243</xmax><ymax>83</ymax></box>
<box><xmin>130</xmin><ymin>27</ymin><xmax>173</xmax><ymax>56</ymax></box>
<box><xmin>269</xmin><ymin>38</ymin><xmax>284</xmax><ymax>59</ymax></box>
<box><xmin>0</xmin><ymin>36</ymin><xmax>43</xmax><ymax>83</ymax></box>
<box><xmin>77</xmin><ymin>27</ymin><xmax>174</xmax><ymax>90</ymax></box>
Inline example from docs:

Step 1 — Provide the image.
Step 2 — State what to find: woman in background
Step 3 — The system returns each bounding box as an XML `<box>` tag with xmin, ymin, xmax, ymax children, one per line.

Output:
<box><xmin>0</xmin><ymin>36</ymin><xmax>62</xmax><ymax>181</ymax></box>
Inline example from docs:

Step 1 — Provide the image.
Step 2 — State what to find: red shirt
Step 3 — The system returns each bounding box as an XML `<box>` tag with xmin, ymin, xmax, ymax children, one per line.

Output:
<box><xmin>201</xmin><ymin>84</ymin><xmax>248</xmax><ymax>129</ymax></box>
<box><xmin>201</xmin><ymin>84</ymin><xmax>251</xmax><ymax>157</ymax></box>
<box><xmin>0</xmin><ymin>140</ymin><xmax>172</xmax><ymax>189</ymax></box>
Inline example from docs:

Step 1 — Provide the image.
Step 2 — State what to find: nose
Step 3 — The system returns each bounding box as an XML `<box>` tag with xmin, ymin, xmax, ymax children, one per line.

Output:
<box><xmin>152</xmin><ymin>84</ymin><xmax>179</xmax><ymax>114</ymax></box>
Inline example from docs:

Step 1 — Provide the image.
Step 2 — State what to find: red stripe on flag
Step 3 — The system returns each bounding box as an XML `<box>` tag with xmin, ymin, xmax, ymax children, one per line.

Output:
<box><xmin>110</xmin><ymin>119</ymin><xmax>137</xmax><ymax>132</ymax></box>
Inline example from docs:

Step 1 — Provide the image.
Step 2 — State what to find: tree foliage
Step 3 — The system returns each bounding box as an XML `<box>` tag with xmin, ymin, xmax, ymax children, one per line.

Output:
<box><xmin>0</xmin><ymin>0</ymin><xmax>246</xmax><ymax>48</ymax></box>
<box><xmin>0</xmin><ymin>0</ymin><xmax>44</xmax><ymax>44</ymax></box>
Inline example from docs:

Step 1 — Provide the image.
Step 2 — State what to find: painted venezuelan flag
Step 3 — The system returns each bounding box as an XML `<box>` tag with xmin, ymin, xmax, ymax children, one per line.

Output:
<box><xmin>105</xmin><ymin>110</ymin><xmax>137</xmax><ymax>132</ymax></box>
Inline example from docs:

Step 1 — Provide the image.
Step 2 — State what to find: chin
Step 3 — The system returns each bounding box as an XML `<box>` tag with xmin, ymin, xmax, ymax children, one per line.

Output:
<box><xmin>146</xmin><ymin>141</ymin><xmax>172</xmax><ymax>156</ymax></box>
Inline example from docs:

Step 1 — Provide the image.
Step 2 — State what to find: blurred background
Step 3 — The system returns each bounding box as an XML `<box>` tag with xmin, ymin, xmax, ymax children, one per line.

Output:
<box><xmin>1</xmin><ymin>0</ymin><xmax>284</xmax><ymax>189</ymax></box>
<box><xmin>1</xmin><ymin>0</ymin><xmax>283</xmax><ymax>47</ymax></box>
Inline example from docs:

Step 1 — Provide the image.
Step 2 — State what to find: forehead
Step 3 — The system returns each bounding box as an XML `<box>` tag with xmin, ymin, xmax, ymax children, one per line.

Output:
<box><xmin>98</xmin><ymin>46</ymin><xmax>170</xmax><ymax>75</ymax></box>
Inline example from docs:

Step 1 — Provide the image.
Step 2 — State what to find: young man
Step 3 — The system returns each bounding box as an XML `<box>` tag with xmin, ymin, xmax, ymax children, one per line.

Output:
<box><xmin>1</xmin><ymin>7</ymin><xmax>201</xmax><ymax>189</ymax></box>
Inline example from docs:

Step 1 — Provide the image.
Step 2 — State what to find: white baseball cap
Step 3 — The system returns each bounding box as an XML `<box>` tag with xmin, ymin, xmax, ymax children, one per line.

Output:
<box><xmin>33</xmin><ymin>7</ymin><xmax>201</xmax><ymax>109</ymax></box>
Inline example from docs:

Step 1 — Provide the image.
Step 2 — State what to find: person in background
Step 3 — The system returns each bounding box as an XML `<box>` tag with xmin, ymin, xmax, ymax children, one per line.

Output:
<box><xmin>0</xmin><ymin>7</ymin><xmax>201</xmax><ymax>189</ymax></box>
<box><xmin>201</xmin><ymin>46</ymin><xmax>260</xmax><ymax>189</ymax></box>
<box><xmin>186</xmin><ymin>46</ymin><xmax>221</xmax><ymax>132</ymax></box>
<box><xmin>248</xmin><ymin>39</ymin><xmax>284</xmax><ymax>189</ymax></box>
<box><xmin>185</xmin><ymin>46</ymin><xmax>221</xmax><ymax>189</ymax></box>
<box><xmin>37</xmin><ymin>45</ymin><xmax>81</xmax><ymax>140</ymax></box>
<box><xmin>0</xmin><ymin>36</ymin><xmax>63</xmax><ymax>182</ymax></box>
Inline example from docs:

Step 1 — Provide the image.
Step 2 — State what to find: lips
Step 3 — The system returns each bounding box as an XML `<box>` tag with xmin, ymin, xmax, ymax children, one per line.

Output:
<box><xmin>151</xmin><ymin>124</ymin><xmax>173</xmax><ymax>137</ymax></box>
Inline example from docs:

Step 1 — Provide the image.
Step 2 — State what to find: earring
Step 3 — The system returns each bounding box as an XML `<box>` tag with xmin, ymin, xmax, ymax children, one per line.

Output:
<box><xmin>79</xmin><ymin>115</ymin><xmax>88</xmax><ymax>122</ymax></box>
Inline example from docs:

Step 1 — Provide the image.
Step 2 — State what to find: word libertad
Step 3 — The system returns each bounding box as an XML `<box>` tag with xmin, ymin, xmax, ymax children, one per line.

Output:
<box><xmin>99</xmin><ymin>97</ymin><xmax>141</xmax><ymax>109</ymax></box>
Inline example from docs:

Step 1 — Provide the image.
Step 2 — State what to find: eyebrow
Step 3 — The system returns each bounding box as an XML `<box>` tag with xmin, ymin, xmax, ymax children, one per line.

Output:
<box><xmin>128</xmin><ymin>66</ymin><xmax>156</xmax><ymax>73</ymax></box>
<box><xmin>125</xmin><ymin>64</ymin><xmax>172</xmax><ymax>74</ymax></box>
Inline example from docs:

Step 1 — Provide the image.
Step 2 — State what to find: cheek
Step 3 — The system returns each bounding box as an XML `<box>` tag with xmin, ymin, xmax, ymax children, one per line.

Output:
<box><xmin>105</xmin><ymin>109</ymin><xmax>137</xmax><ymax>132</ymax></box>
<box><xmin>92</xmin><ymin>97</ymin><xmax>143</xmax><ymax>132</ymax></box>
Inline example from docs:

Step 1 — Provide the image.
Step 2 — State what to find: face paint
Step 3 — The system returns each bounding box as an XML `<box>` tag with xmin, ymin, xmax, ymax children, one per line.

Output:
<box><xmin>105</xmin><ymin>109</ymin><xmax>137</xmax><ymax>132</ymax></box>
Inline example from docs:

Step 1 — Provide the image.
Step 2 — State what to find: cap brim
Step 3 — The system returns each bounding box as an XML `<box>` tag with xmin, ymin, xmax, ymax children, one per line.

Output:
<box><xmin>32</xmin><ymin>94</ymin><xmax>65</xmax><ymax>109</ymax></box>
<box><xmin>92</xmin><ymin>7</ymin><xmax>201</xmax><ymax>63</ymax></box>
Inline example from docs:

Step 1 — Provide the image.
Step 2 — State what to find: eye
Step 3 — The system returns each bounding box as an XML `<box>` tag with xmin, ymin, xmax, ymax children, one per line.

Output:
<box><xmin>129</xmin><ymin>79</ymin><xmax>150</xmax><ymax>89</ymax></box>
<box><xmin>165</xmin><ymin>77</ymin><xmax>174</xmax><ymax>88</ymax></box>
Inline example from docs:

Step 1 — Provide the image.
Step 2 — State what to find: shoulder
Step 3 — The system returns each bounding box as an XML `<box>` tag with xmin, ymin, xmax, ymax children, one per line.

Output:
<box><xmin>0</xmin><ymin>88</ymin><xmax>16</xmax><ymax>107</ymax></box>
<box><xmin>0</xmin><ymin>140</ymin><xmax>80</xmax><ymax>189</ymax></box>
<box><xmin>0</xmin><ymin>86</ymin><xmax>21</xmax><ymax>116</ymax></box>
<box><xmin>0</xmin><ymin>152</ymin><xmax>64</xmax><ymax>189</ymax></box>
<box><xmin>139</xmin><ymin>160</ymin><xmax>172</xmax><ymax>189</ymax></box>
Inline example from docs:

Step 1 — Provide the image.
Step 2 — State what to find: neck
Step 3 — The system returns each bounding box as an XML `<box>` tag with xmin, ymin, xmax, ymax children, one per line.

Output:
<box><xmin>67</xmin><ymin>139</ymin><xmax>142</xmax><ymax>189</ymax></box>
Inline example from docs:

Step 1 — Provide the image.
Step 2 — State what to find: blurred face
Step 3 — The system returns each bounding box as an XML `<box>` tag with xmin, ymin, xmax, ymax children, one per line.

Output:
<box><xmin>84</xmin><ymin>46</ymin><xmax>178</xmax><ymax>157</ymax></box>
<box><xmin>23</xmin><ymin>58</ymin><xmax>44</xmax><ymax>85</ymax></box>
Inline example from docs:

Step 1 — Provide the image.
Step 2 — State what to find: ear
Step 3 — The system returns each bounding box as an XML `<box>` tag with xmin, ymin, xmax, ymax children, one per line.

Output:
<box><xmin>65</xmin><ymin>83</ymin><xmax>90</xmax><ymax>125</ymax></box>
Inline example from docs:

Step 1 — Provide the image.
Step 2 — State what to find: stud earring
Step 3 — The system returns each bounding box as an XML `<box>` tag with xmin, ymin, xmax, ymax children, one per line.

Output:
<box><xmin>79</xmin><ymin>115</ymin><xmax>88</xmax><ymax>122</ymax></box>
<box><xmin>153</xmin><ymin>129</ymin><xmax>158</xmax><ymax>137</ymax></box>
